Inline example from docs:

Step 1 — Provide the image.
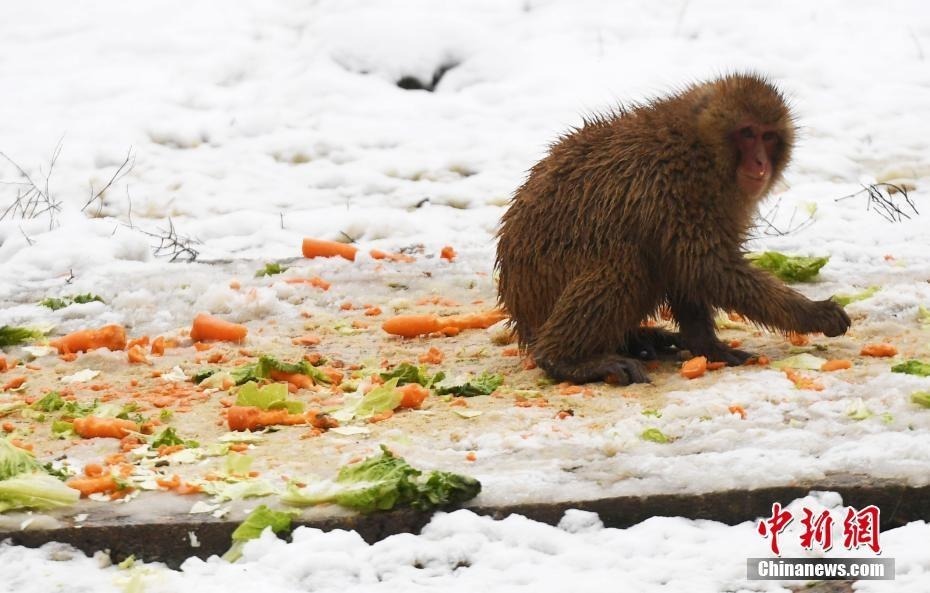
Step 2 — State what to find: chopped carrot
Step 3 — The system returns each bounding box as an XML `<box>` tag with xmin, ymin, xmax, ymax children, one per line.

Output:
<box><xmin>784</xmin><ymin>369</ymin><xmax>823</xmax><ymax>391</ymax></box>
<box><xmin>319</xmin><ymin>366</ymin><xmax>344</xmax><ymax>385</ymax></box>
<box><xmin>285</xmin><ymin>276</ymin><xmax>331</xmax><ymax>290</ymax></box>
<box><xmin>365</xmin><ymin>306</ymin><xmax>382</xmax><ymax>316</ymax></box>
<box><xmin>860</xmin><ymin>343</ymin><xmax>897</xmax><ymax>357</ymax></box>
<box><xmin>83</xmin><ymin>463</ymin><xmax>105</xmax><ymax>477</ymax></box>
<box><xmin>269</xmin><ymin>370</ymin><xmax>314</xmax><ymax>390</ymax></box>
<box><xmin>501</xmin><ymin>347</ymin><xmax>519</xmax><ymax>357</ymax></box>
<box><xmin>229</xmin><ymin>280</ymin><xmax>241</xmax><ymax>290</ymax></box>
<box><xmin>787</xmin><ymin>332</ymin><xmax>809</xmax><ymax>346</ymax></box>
<box><xmin>157</xmin><ymin>445</ymin><xmax>185</xmax><ymax>457</ymax></box>
<box><xmin>50</xmin><ymin>324</ymin><xmax>127</xmax><ymax>354</ymax></box>
<box><xmin>728</xmin><ymin>339</ymin><xmax>742</xmax><ymax>348</ymax></box>
<box><xmin>680</xmin><ymin>356</ymin><xmax>708</xmax><ymax>379</ymax></box>
<box><xmin>368</xmin><ymin>410</ymin><xmax>394</xmax><ymax>423</ymax></box>
<box><xmin>72</xmin><ymin>416</ymin><xmax>140</xmax><ymax>439</ymax></box>
<box><xmin>398</xmin><ymin>383</ymin><xmax>429</xmax><ymax>409</ymax></box>
<box><xmin>728</xmin><ymin>405</ymin><xmax>747</xmax><ymax>419</ymax></box>
<box><xmin>465</xmin><ymin>451</ymin><xmax>477</xmax><ymax>462</ymax></box>
<box><xmin>151</xmin><ymin>336</ymin><xmax>165</xmax><ymax>356</ymax></box>
<box><xmin>66</xmin><ymin>474</ymin><xmax>120</xmax><ymax>497</ymax></box>
<box><xmin>706</xmin><ymin>361</ymin><xmax>727</xmax><ymax>371</ymax></box>
<box><xmin>227</xmin><ymin>406</ymin><xmax>308</xmax><ymax>431</ymax></box>
<box><xmin>292</xmin><ymin>335</ymin><xmax>321</xmax><ymax>346</ymax></box>
<box><xmin>128</xmin><ymin>336</ymin><xmax>150</xmax><ymax>349</ymax></box>
<box><xmin>307</xmin><ymin>411</ymin><xmax>339</xmax><ymax>430</ymax></box>
<box><xmin>369</xmin><ymin>249</ymin><xmax>415</xmax><ymax>263</ymax></box>
<box><xmin>127</xmin><ymin>345</ymin><xmax>150</xmax><ymax>365</ymax></box>
<box><xmin>1</xmin><ymin>422</ymin><xmax>13</xmax><ymax>433</ymax></box>
<box><xmin>189</xmin><ymin>313</ymin><xmax>248</xmax><ymax>343</ymax></box>
<box><xmin>821</xmin><ymin>359</ymin><xmax>853</xmax><ymax>372</ymax></box>
<box><xmin>0</xmin><ymin>356</ymin><xmax>6</xmax><ymax>372</ymax></box>
<box><xmin>382</xmin><ymin>309</ymin><xmax>507</xmax><ymax>338</ymax></box>
<box><xmin>193</xmin><ymin>341</ymin><xmax>212</xmax><ymax>351</ymax></box>
<box><xmin>418</xmin><ymin>346</ymin><xmax>444</xmax><ymax>364</ymax></box>
<box><xmin>1</xmin><ymin>376</ymin><xmax>26</xmax><ymax>391</ymax></box>
<box><xmin>302</xmin><ymin>238</ymin><xmax>358</xmax><ymax>261</ymax></box>
<box><xmin>440</xmin><ymin>245</ymin><xmax>456</xmax><ymax>262</ymax></box>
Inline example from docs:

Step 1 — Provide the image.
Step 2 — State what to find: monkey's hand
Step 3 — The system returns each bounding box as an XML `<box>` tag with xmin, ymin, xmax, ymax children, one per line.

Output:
<box><xmin>809</xmin><ymin>299</ymin><xmax>851</xmax><ymax>337</ymax></box>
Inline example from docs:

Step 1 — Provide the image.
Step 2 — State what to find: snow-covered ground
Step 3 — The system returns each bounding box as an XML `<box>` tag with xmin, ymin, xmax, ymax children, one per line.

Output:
<box><xmin>2</xmin><ymin>0</ymin><xmax>930</xmax><ymax>590</ymax></box>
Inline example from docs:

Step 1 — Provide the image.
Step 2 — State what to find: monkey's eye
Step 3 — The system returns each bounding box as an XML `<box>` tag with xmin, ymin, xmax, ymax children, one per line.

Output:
<box><xmin>762</xmin><ymin>131</ymin><xmax>777</xmax><ymax>142</ymax></box>
<box><xmin>739</xmin><ymin>127</ymin><xmax>754</xmax><ymax>139</ymax></box>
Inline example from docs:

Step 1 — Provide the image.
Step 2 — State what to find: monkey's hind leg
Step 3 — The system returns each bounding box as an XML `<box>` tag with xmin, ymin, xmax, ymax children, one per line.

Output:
<box><xmin>672</xmin><ymin>300</ymin><xmax>753</xmax><ymax>365</ymax></box>
<box><xmin>532</xmin><ymin>263</ymin><xmax>652</xmax><ymax>385</ymax></box>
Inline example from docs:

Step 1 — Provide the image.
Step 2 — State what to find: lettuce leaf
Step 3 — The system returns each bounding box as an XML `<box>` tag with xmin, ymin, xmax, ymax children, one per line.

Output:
<box><xmin>31</xmin><ymin>391</ymin><xmax>65</xmax><ymax>412</ymax></box>
<box><xmin>232</xmin><ymin>355</ymin><xmax>329</xmax><ymax>386</ymax></box>
<box><xmin>770</xmin><ymin>353</ymin><xmax>828</xmax><ymax>371</ymax></box>
<box><xmin>0</xmin><ymin>438</ymin><xmax>43</xmax><ymax>480</ymax></box>
<box><xmin>832</xmin><ymin>286</ymin><xmax>879</xmax><ymax>307</ymax></box>
<box><xmin>0</xmin><ymin>326</ymin><xmax>42</xmax><ymax>347</ymax></box>
<box><xmin>235</xmin><ymin>382</ymin><xmax>304</xmax><ymax>414</ymax></box>
<box><xmin>0</xmin><ymin>473</ymin><xmax>80</xmax><ymax>513</ymax></box>
<box><xmin>380</xmin><ymin>363</ymin><xmax>445</xmax><ymax>388</ymax></box>
<box><xmin>282</xmin><ymin>445</ymin><xmax>480</xmax><ymax>513</ymax></box>
<box><xmin>39</xmin><ymin>293</ymin><xmax>104</xmax><ymax>311</ymax></box>
<box><xmin>747</xmin><ymin>252</ymin><xmax>829</xmax><ymax>282</ymax></box>
<box><xmin>222</xmin><ymin>504</ymin><xmax>294</xmax><ymax>562</ymax></box>
<box><xmin>151</xmin><ymin>427</ymin><xmax>199</xmax><ymax>449</ymax></box>
<box><xmin>435</xmin><ymin>372</ymin><xmax>503</xmax><ymax>397</ymax></box>
<box><xmin>254</xmin><ymin>263</ymin><xmax>289</xmax><ymax>278</ymax></box>
<box><xmin>892</xmin><ymin>360</ymin><xmax>930</xmax><ymax>377</ymax></box>
<box><xmin>640</xmin><ymin>428</ymin><xmax>670</xmax><ymax>443</ymax></box>
<box><xmin>910</xmin><ymin>391</ymin><xmax>930</xmax><ymax>408</ymax></box>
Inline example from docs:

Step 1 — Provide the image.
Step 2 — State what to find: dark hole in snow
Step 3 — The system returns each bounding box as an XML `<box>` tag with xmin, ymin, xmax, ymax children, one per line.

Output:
<box><xmin>396</xmin><ymin>62</ymin><xmax>458</xmax><ymax>92</ymax></box>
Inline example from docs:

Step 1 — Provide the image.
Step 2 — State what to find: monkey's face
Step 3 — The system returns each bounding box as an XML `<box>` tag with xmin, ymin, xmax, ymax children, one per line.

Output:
<box><xmin>732</xmin><ymin>122</ymin><xmax>782</xmax><ymax>198</ymax></box>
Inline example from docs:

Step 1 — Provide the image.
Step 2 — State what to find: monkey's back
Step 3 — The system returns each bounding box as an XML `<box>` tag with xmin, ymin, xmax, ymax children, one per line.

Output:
<box><xmin>496</xmin><ymin>101</ymin><xmax>705</xmax><ymax>346</ymax></box>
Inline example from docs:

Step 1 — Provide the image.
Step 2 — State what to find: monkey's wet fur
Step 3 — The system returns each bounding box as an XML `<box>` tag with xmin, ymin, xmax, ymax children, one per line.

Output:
<box><xmin>496</xmin><ymin>73</ymin><xmax>851</xmax><ymax>385</ymax></box>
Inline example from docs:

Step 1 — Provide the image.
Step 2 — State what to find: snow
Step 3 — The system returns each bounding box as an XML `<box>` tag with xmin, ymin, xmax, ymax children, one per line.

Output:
<box><xmin>1</xmin><ymin>492</ymin><xmax>928</xmax><ymax>593</ymax></box>
<box><xmin>1</xmin><ymin>0</ymin><xmax>930</xmax><ymax>589</ymax></box>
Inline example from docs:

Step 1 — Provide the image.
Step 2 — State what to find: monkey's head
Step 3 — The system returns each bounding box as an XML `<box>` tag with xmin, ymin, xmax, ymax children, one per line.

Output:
<box><xmin>694</xmin><ymin>73</ymin><xmax>795</xmax><ymax>201</ymax></box>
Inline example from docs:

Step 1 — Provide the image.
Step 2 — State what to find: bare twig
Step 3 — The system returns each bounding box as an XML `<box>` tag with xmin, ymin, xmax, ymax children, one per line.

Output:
<box><xmin>120</xmin><ymin>192</ymin><xmax>199</xmax><ymax>262</ymax></box>
<box><xmin>83</xmin><ymin>148</ymin><xmax>135</xmax><ymax>217</ymax></box>
<box><xmin>0</xmin><ymin>141</ymin><xmax>64</xmax><ymax>230</ymax></box>
<box><xmin>835</xmin><ymin>183</ymin><xmax>918</xmax><ymax>223</ymax></box>
<box><xmin>752</xmin><ymin>197</ymin><xmax>816</xmax><ymax>237</ymax></box>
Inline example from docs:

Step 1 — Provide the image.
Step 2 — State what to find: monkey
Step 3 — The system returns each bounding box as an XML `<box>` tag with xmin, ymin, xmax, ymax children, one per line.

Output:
<box><xmin>495</xmin><ymin>72</ymin><xmax>851</xmax><ymax>385</ymax></box>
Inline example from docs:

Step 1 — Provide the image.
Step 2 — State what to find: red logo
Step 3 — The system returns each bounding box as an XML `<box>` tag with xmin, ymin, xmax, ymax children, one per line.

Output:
<box><xmin>757</xmin><ymin>503</ymin><xmax>881</xmax><ymax>556</ymax></box>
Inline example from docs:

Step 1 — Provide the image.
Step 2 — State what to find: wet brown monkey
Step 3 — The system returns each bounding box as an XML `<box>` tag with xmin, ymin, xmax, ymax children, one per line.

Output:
<box><xmin>496</xmin><ymin>73</ymin><xmax>850</xmax><ymax>384</ymax></box>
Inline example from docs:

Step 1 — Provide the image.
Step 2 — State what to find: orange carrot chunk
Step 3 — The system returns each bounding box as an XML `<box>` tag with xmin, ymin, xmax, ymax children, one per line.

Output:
<box><xmin>302</xmin><ymin>238</ymin><xmax>358</xmax><ymax>261</ymax></box>
<box><xmin>72</xmin><ymin>416</ymin><xmax>140</xmax><ymax>439</ymax></box>
<box><xmin>821</xmin><ymin>359</ymin><xmax>853</xmax><ymax>372</ymax></box>
<box><xmin>50</xmin><ymin>325</ymin><xmax>127</xmax><ymax>354</ymax></box>
<box><xmin>66</xmin><ymin>474</ymin><xmax>120</xmax><ymax>497</ymax></box>
<box><xmin>440</xmin><ymin>245</ymin><xmax>456</xmax><ymax>262</ymax></box>
<box><xmin>382</xmin><ymin>309</ymin><xmax>506</xmax><ymax>338</ymax></box>
<box><xmin>227</xmin><ymin>406</ymin><xmax>308</xmax><ymax>431</ymax></box>
<box><xmin>398</xmin><ymin>383</ymin><xmax>429</xmax><ymax>409</ymax></box>
<box><xmin>680</xmin><ymin>356</ymin><xmax>708</xmax><ymax>379</ymax></box>
<box><xmin>268</xmin><ymin>370</ymin><xmax>314</xmax><ymax>390</ymax></box>
<box><xmin>189</xmin><ymin>313</ymin><xmax>248</xmax><ymax>343</ymax></box>
<box><xmin>369</xmin><ymin>249</ymin><xmax>415</xmax><ymax>263</ymax></box>
<box><xmin>860</xmin><ymin>343</ymin><xmax>897</xmax><ymax>357</ymax></box>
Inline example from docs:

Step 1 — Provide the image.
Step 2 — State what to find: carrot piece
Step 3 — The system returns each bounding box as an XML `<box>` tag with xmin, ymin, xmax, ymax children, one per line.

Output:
<box><xmin>127</xmin><ymin>345</ymin><xmax>150</xmax><ymax>365</ymax></box>
<box><xmin>398</xmin><ymin>383</ymin><xmax>429</xmax><ymax>409</ymax></box>
<box><xmin>680</xmin><ymin>356</ymin><xmax>708</xmax><ymax>379</ymax></box>
<box><xmin>440</xmin><ymin>245</ymin><xmax>456</xmax><ymax>262</ymax></box>
<box><xmin>151</xmin><ymin>336</ymin><xmax>165</xmax><ymax>356</ymax></box>
<box><xmin>72</xmin><ymin>416</ymin><xmax>140</xmax><ymax>439</ymax></box>
<box><xmin>368</xmin><ymin>410</ymin><xmax>394</xmax><ymax>423</ymax></box>
<box><xmin>189</xmin><ymin>313</ymin><xmax>248</xmax><ymax>343</ymax></box>
<box><xmin>66</xmin><ymin>474</ymin><xmax>120</xmax><ymax>497</ymax></box>
<box><xmin>268</xmin><ymin>370</ymin><xmax>314</xmax><ymax>390</ymax></box>
<box><xmin>784</xmin><ymin>369</ymin><xmax>824</xmax><ymax>391</ymax></box>
<box><xmin>787</xmin><ymin>332</ymin><xmax>809</xmax><ymax>346</ymax></box>
<box><xmin>382</xmin><ymin>309</ymin><xmax>507</xmax><ymax>338</ymax></box>
<box><xmin>302</xmin><ymin>238</ymin><xmax>358</xmax><ymax>261</ymax></box>
<box><xmin>0</xmin><ymin>356</ymin><xmax>6</xmax><ymax>372</ymax></box>
<box><xmin>418</xmin><ymin>346</ymin><xmax>444</xmax><ymax>364</ymax></box>
<box><xmin>821</xmin><ymin>359</ymin><xmax>853</xmax><ymax>372</ymax></box>
<box><xmin>227</xmin><ymin>406</ymin><xmax>307</xmax><ymax>431</ymax></box>
<box><xmin>728</xmin><ymin>405</ymin><xmax>747</xmax><ymax>419</ymax></box>
<box><xmin>50</xmin><ymin>324</ymin><xmax>127</xmax><ymax>354</ymax></box>
<box><xmin>285</xmin><ymin>276</ymin><xmax>331</xmax><ymax>290</ymax></box>
<box><xmin>127</xmin><ymin>336</ymin><xmax>150</xmax><ymax>349</ymax></box>
<box><xmin>292</xmin><ymin>335</ymin><xmax>321</xmax><ymax>346</ymax></box>
<box><xmin>1</xmin><ymin>422</ymin><xmax>13</xmax><ymax>433</ymax></box>
<box><xmin>83</xmin><ymin>463</ymin><xmax>105</xmax><ymax>477</ymax></box>
<box><xmin>706</xmin><ymin>361</ymin><xmax>727</xmax><ymax>371</ymax></box>
<box><xmin>860</xmin><ymin>343</ymin><xmax>898</xmax><ymax>357</ymax></box>
<box><xmin>369</xmin><ymin>249</ymin><xmax>415</xmax><ymax>263</ymax></box>
<box><xmin>2</xmin><ymin>376</ymin><xmax>26</xmax><ymax>391</ymax></box>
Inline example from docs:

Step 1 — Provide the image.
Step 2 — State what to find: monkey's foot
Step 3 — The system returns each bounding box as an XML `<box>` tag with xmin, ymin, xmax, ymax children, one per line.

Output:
<box><xmin>627</xmin><ymin>327</ymin><xmax>682</xmax><ymax>361</ymax></box>
<box><xmin>684</xmin><ymin>339</ymin><xmax>754</xmax><ymax>366</ymax></box>
<box><xmin>538</xmin><ymin>354</ymin><xmax>650</xmax><ymax>385</ymax></box>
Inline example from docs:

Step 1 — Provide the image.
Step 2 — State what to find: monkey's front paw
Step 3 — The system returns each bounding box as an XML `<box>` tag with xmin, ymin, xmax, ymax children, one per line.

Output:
<box><xmin>538</xmin><ymin>354</ymin><xmax>651</xmax><ymax>385</ymax></box>
<box><xmin>812</xmin><ymin>299</ymin><xmax>851</xmax><ymax>337</ymax></box>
